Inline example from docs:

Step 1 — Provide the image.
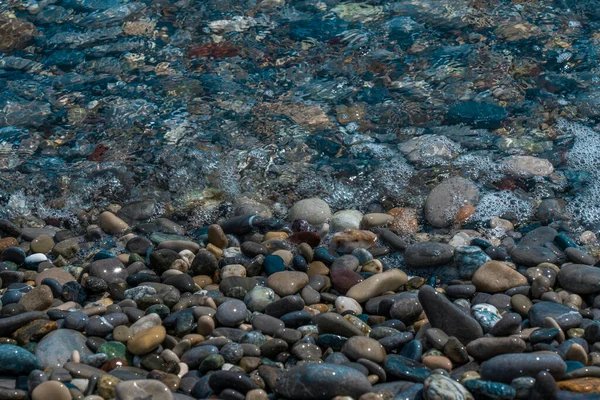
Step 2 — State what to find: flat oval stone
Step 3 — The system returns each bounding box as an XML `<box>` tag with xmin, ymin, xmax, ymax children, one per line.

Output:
<box><xmin>385</xmin><ymin>354</ymin><xmax>431</xmax><ymax>383</ymax></box>
<box><xmin>266</xmin><ymin>271</ymin><xmax>309</xmax><ymax>297</ymax></box>
<box><xmin>208</xmin><ymin>370</ymin><xmax>258</xmax><ymax>395</ymax></box>
<box><xmin>342</xmin><ymin>336</ymin><xmax>386</xmax><ymax>364</ymax></box>
<box><xmin>528</xmin><ymin>302</ymin><xmax>582</xmax><ymax>331</ymax></box>
<box><xmin>317</xmin><ymin>313</ymin><xmax>363</xmax><ymax>337</ymax></box>
<box><xmin>346</xmin><ymin>269</ymin><xmax>408</xmax><ymax>303</ymax></box>
<box><xmin>404</xmin><ymin>243</ymin><xmax>455</xmax><ymax>268</ymax></box>
<box><xmin>127</xmin><ymin>326</ymin><xmax>166</xmax><ymax>355</ymax></box>
<box><xmin>557</xmin><ymin>264</ymin><xmax>600</xmax><ymax>295</ymax></box>
<box><xmin>472</xmin><ymin>261</ymin><xmax>527</xmax><ymax>293</ymax></box>
<box><xmin>31</xmin><ymin>381</ymin><xmax>71</xmax><ymax>400</ymax></box>
<box><xmin>480</xmin><ymin>353</ymin><xmax>566</xmax><ymax>383</ymax></box>
<box><xmin>464</xmin><ymin>379</ymin><xmax>516</xmax><ymax>400</ymax></box>
<box><xmin>115</xmin><ymin>380</ymin><xmax>173</xmax><ymax>400</ymax></box>
<box><xmin>466</xmin><ymin>337</ymin><xmax>526</xmax><ymax>361</ymax></box>
<box><xmin>274</xmin><ymin>363</ymin><xmax>372</xmax><ymax>400</ymax></box>
<box><xmin>510</xmin><ymin>246</ymin><xmax>558</xmax><ymax>267</ymax></box>
<box><xmin>216</xmin><ymin>300</ymin><xmax>247</xmax><ymax>328</ymax></box>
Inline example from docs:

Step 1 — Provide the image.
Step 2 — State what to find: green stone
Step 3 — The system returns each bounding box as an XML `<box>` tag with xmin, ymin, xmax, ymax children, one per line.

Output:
<box><xmin>129</xmin><ymin>253</ymin><xmax>145</xmax><ymax>264</ymax></box>
<box><xmin>199</xmin><ymin>354</ymin><xmax>224</xmax><ymax>373</ymax></box>
<box><xmin>98</xmin><ymin>341</ymin><xmax>127</xmax><ymax>361</ymax></box>
<box><xmin>149</xmin><ymin>232</ymin><xmax>188</xmax><ymax>244</ymax></box>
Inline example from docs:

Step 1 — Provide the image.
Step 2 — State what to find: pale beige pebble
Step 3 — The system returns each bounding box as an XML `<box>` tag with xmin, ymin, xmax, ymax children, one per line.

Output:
<box><xmin>116</xmin><ymin>233</ymin><xmax>136</xmax><ymax>248</ymax></box>
<box><xmin>239</xmin><ymin>323</ymin><xmax>253</xmax><ymax>331</ymax></box>
<box><xmin>580</xmin><ymin>231</ymin><xmax>597</xmax><ymax>245</ymax></box>
<box><xmin>98</xmin><ymin>211</ymin><xmax>129</xmax><ymax>235</ymax></box>
<box><xmin>127</xmin><ymin>326</ymin><xmax>167</xmax><ymax>355</ymax></box>
<box><xmin>177</xmin><ymin>362</ymin><xmax>189</xmax><ymax>378</ymax></box>
<box><xmin>246</xmin><ymin>388</ymin><xmax>269</xmax><ymax>400</ymax></box>
<box><xmin>460</xmin><ymin>371</ymin><xmax>481</xmax><ymax>384</ymax></box>
<box><xmin>359</xmin><ymin>392</ymin><xmax>383</xmax><ymax>400</ymax></box>
<box><xmin>179</xmin><ymin>249</ymin><xmax>195</xmax><ymax>265</ymax></box>
<box><xmin>361</xmin><ymin>259</ymin><xmax>383</xmax><ymax>274</ymax></box>
<box><xmin>32</xmin><ymin>381</ymin><xmax>71</xmax><ymax>400</ymax></box>
<box><xmin>346</xmin><ymin>268</ymin><xmax>408</xmax><ymax>303</ymax></box>
<box><xmin>448</xmin><ymin>232</ymin><xmax>471</xmax><ymax>247</ymax></box>
<box><xmin>490</xmin><ymin>216</ymin><xmax>514</xmax><ymax>232</ymax></box>
<box><xmin>161</xmin><ymin>349</ymin><xmax>180</xmax><ymax>363</ymax></box>
<box><xmin>331</xmin><ymin>210</ymin><xmax>363</xmax><ymax>232</ymax></box>
<box><xmin>361</xmin><ymin>213</ymin><xmax>393</xmax><ymax>228</ymax></box>
<box><xmin>422</xmin><ymin>355</ymin><xmax>452</xmax><ymax>372</ymax></box>
<box><xmin>84</xmin><ymin>395</ymin><xmax>104</xmax><ymax>400</ymax></box>
<box><xmin>197</xmin><ymin>315</ymin><xmax>215</xmax><ymax>336</ymax></box>
<box><xmin>266</xmin><ymin>271</ymin><xmax>309</xmax><ymax>296</ymax></box>
<box><xmin>272</xmin><ymin>250</ymin><xmax>293</xmax><ymax>265</ymax></box>
<box><xmin>161</xmin><ymin>270</ymin><xmax>184</xmax><ymax>280</ymax></box>
<box><xmin>81</xmin><ymin>305</ymin><xmax>107</xmax><ymax>316</ymax></box>
<box><xmin>71</xmin><ymin>379</ymin><xmax>88</xmax><ymax>393</ymax></box>
<box><xmin>335</xmin><ymin>296</ymin><xmax>363</xmax><ymax>315</ymax></box>
<box><xmin>566</xmin><ymin>343</ymin><xmax>588</xmax><ymax>365</ymax></box>
<box><xmin>130</xmin><ymin>313</ymin><xmax>162</xmax><ymax>335</ymax></box>
<box><xmin>182</xmin><ymin>334</ymin><xmax>205</xmax><ymax>347</ymax></box>
<box><xmin>263</xmin><ymin>232</ymin><xmax>288</xmax><ymax>241</ymax></box>
<box><xmin>52</xmin><ymin>301</ymin><xmax>79</xmax><ymax>311</ymax></box>
<box><xmin>206</xmin><ymin>243</ymin><xmax>223</xmax><ymax>258</ymax></box>
<box><xmin>117</xmin><ymin>254</ymin><xmax>130</xmax><ymax>264</ymax></box>
<box><xmin>472</xmin><ymin>261</ymin><xmax>527</xmax><ymax>293</ymax></box>
<box><xmin>502</xmin><ymin>155</ymin><xmax>554</xmax><ymax>178</ymax></box>
<box><xmin>564</xmin><ymin>294</ymin><xmax>583</xmax><ymax>310</ymax></box>
<box><xmin>221</xmin><ymin>264</ymin><xmax>246</xmax><ymax>278</ymax></box>
<box><xmin>71</xmin><ymin>350</ymin><xmax>81</xmax><ymax>363</ymax></box>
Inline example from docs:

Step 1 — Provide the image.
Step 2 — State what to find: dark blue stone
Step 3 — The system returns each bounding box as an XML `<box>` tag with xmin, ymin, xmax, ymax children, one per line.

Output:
<box><xmin>41</xmin><ymin>278</ymin><xmax>63</xmax><ymax>298</ymax></box>
<box><xmin>182</xmin><ymin>345</ymin><xmax>219</xmax><ymax>369</ymax></box>
<box><xmin>191</xmin><ymin>374</ymin><xmax>213</xmax><ymax>399</ymax></box>
<box><xmin>0</xmin><ymin>344</ymin><xmax>42</xmax><ymax>375</ymax></box>
<box><xmin>400</xmin><ymin>339</ymin><xmax>423</xmax><ymax>361</ymax></box>
<box><xmin>280</xmin><ymin>310</ymin><xmax>312</xmax><ymax>329</ymax></box>
<box><xmin>316</xmin><ymin>334</ymin><xmax>347</xmax><ymax>351</ymax></box>
<box><xmin>0</xmin><ymin>290</ymin><xmax>22</xmax><ymax>305</ymax></box>
<box><xmin>62</xmin><ymin>281</ymin><xmax>87</xmax><ymax>303</ymax></box>
<box><xmin>264</xmin><ymin>255</ymin><xmax>285</xmax><ymax>275</ymax></box>
<box><xmin>446</xmin><ymin>101</ymin><xmax>508</xmax><ymax>129</ymax></box>
<box><xmin>464</xmin><ymin>379</ymin><xmax>517</xmax><ymax>400</ymax></box>
<box><xmin>528</xmin><ymin>302</ymin><xmax>582</xmax><ymax>330</ymax></box>
<box><xmin>472</xmin><ymin>238</ymin><xmax>492</xmax><ymax>249</ymax></box>
<box><xmin>64</xmin><ymin>311</ymin><xmax>89</xmax><ymax>331</ymax></box>
<box><xmin>313</xmin><ymin>247</ymin><xmax>337</xmax><ymax>265</ymax></box>
<box><xmin>529</xmin><ymin>327</ymin><xmax>559</xmax><ymax>344</ymax></box>
<box><xmin>126</xmin><ymin>273</ymin><xmax>160</xmax><ymax>287</ymax></box>
<box><xmin>208</xmin><ymin>370</ymin><xmax>258</xmax><ymax>395</ymax></box>
<box><xmin>384</xmin><ymin>354</ymin><xmax>431</xmax><ymax>383</ymax></box>
<box><xmin>292</xmin><ymin>255</ymin><xmax>308</xmax><ymax>272</ymax></box>
<box><xmin>93</xmin><ymin>250</ymin><xmax>116</xmax><ymax>260</ymax></box>
<box><xmin>554</xmin><ymin>233</ymin><xmax>579</xmax><ymax>251</ymax></box>
<box><xmin>1</xmin><ymin>247</ymin><xmax>26</xmax><ymax>265</ymax></box>
<box><xmin>379</xmin><ymin>332</ymin><xmax>414</xmax><ymax>353</ymax></box>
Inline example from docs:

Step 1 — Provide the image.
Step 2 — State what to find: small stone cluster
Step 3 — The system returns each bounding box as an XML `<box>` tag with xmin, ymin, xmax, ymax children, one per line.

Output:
<box><xmin>0</xmin><ymin>196</ymin><xmax>597</xmax><ymax>399</ymax></box>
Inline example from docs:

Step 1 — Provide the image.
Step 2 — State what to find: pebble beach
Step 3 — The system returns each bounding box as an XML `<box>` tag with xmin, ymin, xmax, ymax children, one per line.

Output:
<box><xmin>2</xmin><ymin>0</ymin><xmax>600</xmax><ymax>399</ymax></box>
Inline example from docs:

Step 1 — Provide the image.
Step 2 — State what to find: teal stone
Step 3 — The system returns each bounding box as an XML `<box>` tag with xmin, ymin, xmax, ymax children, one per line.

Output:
<box><xmin>510</xmin><ymin>377</ymin><xmax>535</xmax><ymax>399</ymax></box>
<box><xmin>4</xmin><ymin>262</ymin><xmax>17</xmax><ymax>271</ymax></box>
<box><xmin>0</xmin><ymin>344</ymin><xmax>42</xmax><ymax>375</ymax></box>
<box><xmin>357</xmin><ymin>314</ymin><xmax>369</xmax><ymax>323</ymax></box>
<box><xmin>129</xmin><ymin>253</ymin><xmax>145</xmax><ymax>264</ymax></box>
<box><xmin>23</xmin><ymin>342</ymin><xmax>37</xmax><ymax>354</ymax></box>
<box><xmin>98</xmin><ymin>341</ymin><xmax>127</xmax><ymax>362</ymax></box>
<box><xmin>264</xmin><ymin>255</ymin><xmax>286</xmax><ymax>275</ymax></box>
<box><xmin>146</xmin><ymin>304</ymin><xmax>170</xmax><ymax>320</ymax></box>
<box><xmin>554</xmin><ymin>233</ymin><xmax>579</xmax><ymax>251</ymax></box>
<box><xmin>93</xmin><ymin>249</ymin><xmax>116</xmax><ymax>260</ymax></box>
<box><xmin>241</xmin><ymin>331</ymin><xmax>267</xmax><ymax>347</ymax></box>
<box><xmin>472</xmin><ymin>304</ymin><xmax>502</xmax><ymax>333</ymax></box>
<box><xmin>314</xmin><ymin>247</ymin><xmax>337</xmax><ymax>265</ymax></box>
<box><xmin>175</xmin><ymin>311</ymin><xmax>195</xmax><ymax>336</ymax></box>
<box><xmin>198</xmin><ymin>354</ymin><xmax>225</xmax><ymax>373</ymax></box>
<box><xmin>244</xmin><ymin>286</ymin><xmax>275</xmax><ymax>313</ymax></box>
<box><xmin>529</xmin><ymin>327</ymin><xmax>559</xmax><ymax>344</ymax></box>
<box><xmin>565</xmin><ymin>361</ymin><xmax>585</xmax><ymax>373</ymax></box>
<box><xmin>351</xmin><ymin>248</ymin><xmax>373</xmax><ymax>265</ymax></box>
<box><xmin>400</xmin><ymin>339</ymin><xmax>423</xmax><ymax>361</ymax></box>
<box><xmin>63</xmin><ymin>266</ymin><xmax>83</xmax><ymax>280</ymax></box>
<box><xmin>454</xmin><ymin>245</ymin><xmax>491</xmax><ymax>279</ymax></box>
<box><xmin>316</xmin><ymin>334</ymin><xmax>348</xmax><ymax>351</ymax></box>
<box><xmin>385</xmin><ymin>354</ymin><xmax>431</xmax><ymax>383</ymax></box>
<box><xmin>465</xmin><ymin>379</ymin><xmax>516</xmax><ymax>400</ymax></box>
<box><xmin>99</xmin><ymin>237</ymin><xmax>116</xmax><ymax>249</ymax></box>
<box><xmin>220</xmin><ymin>343</ymin><xmax>244</xmax><ymax>364</ymax></box>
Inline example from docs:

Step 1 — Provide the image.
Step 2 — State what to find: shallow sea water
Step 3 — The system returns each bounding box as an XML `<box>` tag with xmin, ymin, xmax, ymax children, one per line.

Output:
<box><xmin>0</xmin><ymin>0</ymin><xmax>600</xmax><ymax>232</ymax></box>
